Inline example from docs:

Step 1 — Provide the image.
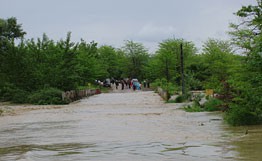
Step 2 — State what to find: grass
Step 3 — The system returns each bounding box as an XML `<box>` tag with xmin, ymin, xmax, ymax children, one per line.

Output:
<box><xmin>184</xmin><ymin>105</ymin><xmax>204</xmax><ymax>112</ymax></box>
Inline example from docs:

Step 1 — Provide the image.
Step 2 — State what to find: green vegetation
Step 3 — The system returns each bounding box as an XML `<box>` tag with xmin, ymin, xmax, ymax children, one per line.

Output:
<box><xmin>28</xmin><ymin>88</ymin><xmax>66</xmax><ymax>105</ymax></box>
<box><xmin>0</xmin><ymin>18</ymin><xmax>149</xmax><ymax>104</ymax></box>
<box><xmin>184</xmin><ymin>105</ymin><xmax>204</xmax><ymax>112</ymax></box>
<box><xmin>225</xmin><ymin>1</ymin><xmax>262</xmax><ymax>126</ymax></box>
<box><xmin>184</xmin><ymin>97</ymin><xmax>223</xmax><ymax>112</ymax></box>
<box><xmin>0</xmin><ymin>1</ymin><xmax>261</xmax><ymax>125</ymax></box>
<box><xmin>203</xmin><ymin>98</ymin><xmax>223</xmax><ymax>112</ymax></box>
<box><xmin>174</xmin><ymin>94</ymin><xmax>191</xmax><ymax>103</ymax></box>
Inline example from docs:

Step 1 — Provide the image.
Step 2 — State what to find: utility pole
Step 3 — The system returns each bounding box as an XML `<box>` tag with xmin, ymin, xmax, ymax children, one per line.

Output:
<box><xmin>180</xmin><ymin>43</ymin><xmax>185</xmax><ymax>95</ymax></box>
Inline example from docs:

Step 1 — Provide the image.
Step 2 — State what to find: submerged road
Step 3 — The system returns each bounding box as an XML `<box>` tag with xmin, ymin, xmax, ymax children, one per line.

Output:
<box><xmin>0</xmin><ymin>90</ymin><xmax>261</xmax><ymax>161</ymax></box>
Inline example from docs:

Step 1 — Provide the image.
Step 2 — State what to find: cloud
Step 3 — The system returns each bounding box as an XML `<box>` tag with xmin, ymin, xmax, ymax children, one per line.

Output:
<box><xmin>1</xmin><ymin>0</ymin><xmax>258</xmax><ymax>53</ymax></box>
<box><xmin>133</xmin><ymin>23</ymin><xmax>178</xmax><ymax>42</ymax></box>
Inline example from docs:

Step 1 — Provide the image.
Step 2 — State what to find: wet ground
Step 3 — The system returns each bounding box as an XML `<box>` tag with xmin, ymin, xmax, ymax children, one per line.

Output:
<box><xmin>0</xmin><ymin>90</ymin><xmax>261</xmax><ymax>161</ymax></box>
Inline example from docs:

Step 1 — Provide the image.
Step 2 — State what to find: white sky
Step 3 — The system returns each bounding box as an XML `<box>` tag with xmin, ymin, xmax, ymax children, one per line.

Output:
<box><xmin>0</xmin><ymin>0</ymin><xmax>257</xmax><ymax>53</ymax></box>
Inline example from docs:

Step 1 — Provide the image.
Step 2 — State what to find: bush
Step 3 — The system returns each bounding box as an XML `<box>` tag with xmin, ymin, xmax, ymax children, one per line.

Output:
<box><xmin>28</xmin><ymin>87</ymin><xmax>67</xmax><ymax>105</ymax></box>
<box><xmin>175</xmin><ymin>93</ymin><xmax>191</xmax><ymax>103</ymax></box>
<box><xmin>183</xmin><ymin>96</ymin><xmax>224</xmax><ymax>113</ymax></box>
<box><xmin>174</xmin><ymin>95</ymin><xmax>186</xmax><ymax>103</ymax></box>
<box><xmin>184</xmin><ymin>105</ymin><xmax>204</xmax><ymax>112</ymax></box>
<box><xmin>203</xmin><ymin>98</ymin><xmax>223</xmax><ymax>111</ymax></box>
<box><xmin>0</xmin><ymin>83</ymin><xmax>29</xmax><ymax>103</ymax></box>
<box><xmin>151</xmin><ymin>79</ymin><xmax>180</xmax><ymax>95</ymax></box>
<box><xmin>0</xmin><ymin>83</ymin><xmax>17</xmax><ymax>101</ymax></box>
<box><xmin>11</xmin><ymin>89</ymin><xmax>30</xmax><ymax>104</ymax></box>
<box><xmin>225</xmin><ymin>90</ymin><xmax>262</xmax><ymax>126</ymax></box>
<box><xmin>225</xmin><ymin>104</ymin><xmax>261</xmax><ymax>126</ymax></box>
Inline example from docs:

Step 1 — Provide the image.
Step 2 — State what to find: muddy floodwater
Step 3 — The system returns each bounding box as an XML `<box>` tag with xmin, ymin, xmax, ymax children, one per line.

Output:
<box><xmin>0</xmin><ymin>90</ymin><xmax>261</xmax><ymax>161</ymax></box>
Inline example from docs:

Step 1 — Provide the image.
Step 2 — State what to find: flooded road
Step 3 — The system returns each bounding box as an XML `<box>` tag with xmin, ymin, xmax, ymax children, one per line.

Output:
<box><xmin>0</xmin><ymin>90</ymin><xmax>261</xmax><ymax>161</ymax></box>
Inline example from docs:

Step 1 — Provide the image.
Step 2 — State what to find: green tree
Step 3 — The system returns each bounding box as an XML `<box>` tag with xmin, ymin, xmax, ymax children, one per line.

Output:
<box><xmin>121</xmin><ymin>40</ymin><xmax>149</xmax><ymax>79</ymax></box>
<box><xmin>25</xmin><ymin>34</ymin><xmax>53</xmax><ymax>90</ymax></box>
<box><xmin>0</xmin><ymin>17</ymin><xmax>26</xmax><ymax>80</ymax></box>
<box><xmin>0</xmin><ymin>17</ymin><xmax>26</xmax><ymax>40</ymax></box>
<box><xmin>150</xmin><ymin>38</ymin><xmax>197</xmax><ymax>92</ymax></box>
<box><xmin>77</xmin><ymin>39</ymin><xmax>106</xmax><ymax>83</ymax></box>
<box><xmin>144</xmin><ymin>54</ymin><xmax>162</xmax><ymax>82</ymax></box>
<box><xmin>57</xmin><ymin>32</ymin><xmax>80</xmax><ymax>91</ymax></box>
<box><xmin>97</xmin><ymin>45</ymin><xmax>125</xmax><ymax>79</ymax></box>
<box><xmin>200</xmin><ymin>39</ymin><xmax>245</xmax><ymax>110</ymax></box>
<box><xmin>155</xmin><ymin>39</ymin><xmax>178</xmax><ymax>82</ymax></box>
<box><xmin>227</xmin><ymin>0</ymin><xmax>262</xmax><ymax>125</ymax></box>
<box><xmin>202</xmin><ymin>39</ymin><xmax>236</xmax><ymax>91</ymax></box>
<box><xmin>0</xmin><ymin>17</ymin><xmax>27</xmax><ymax>94</ymax></box>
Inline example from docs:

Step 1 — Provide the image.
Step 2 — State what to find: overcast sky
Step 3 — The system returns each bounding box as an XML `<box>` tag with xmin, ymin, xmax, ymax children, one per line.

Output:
<box><xmin>0</xmin><ymin>0</ymin><xmax>257</xmax><ymax>53</ymax></box>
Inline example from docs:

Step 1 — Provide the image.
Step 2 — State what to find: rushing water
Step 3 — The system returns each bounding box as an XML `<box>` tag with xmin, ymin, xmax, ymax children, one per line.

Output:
<box><xmin>0</xmin><ymin>91</ymin><xmax>261</xmax><ymax>161</ymax></box>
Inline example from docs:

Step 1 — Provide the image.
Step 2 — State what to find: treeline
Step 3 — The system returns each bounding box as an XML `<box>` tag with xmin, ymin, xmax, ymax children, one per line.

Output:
<box><xmin>1</xmin><ymin>1</ymin><xmax>261</xmax><ymax>125</ymax></box>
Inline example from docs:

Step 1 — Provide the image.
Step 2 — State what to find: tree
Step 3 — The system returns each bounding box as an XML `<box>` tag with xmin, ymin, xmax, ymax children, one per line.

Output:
<box><xmin>202</xmin><ymin>39</ymin><xmax>236</xmax><ymax>91</ymax></box>
<box><xmin>121</xmin><ymin>40</ymin><xmax>149</xmax><ymax>79</ymax></box>
<box><xmin>0</xmin><ymin>17</ymin><xmax>27</xmax><ymax>89</ymax></box>
<box><xmin>155</xmin><ymin>39</ymin><xmax>178</xmax><ymax>82</ymax></box>
<box><xmin>77</xmin><ymin>39</ymin><xmax>101</xmax><ymax>84</ymax></box>
<box><xmin>57</xmin><ymin>32</ymin><xmax>80</xmax><ymax>91</ymax></box>
<box><xmin>152</xmin><ymin>38</ymin><xmax>197</xmax><ymax>90</ymax></box>
<box><xmin>0</xmin><ymin>17</ymin><xmax>26</xmax><ymax>40</ymax></box>
<box><xmin>229</xmin><ymin>0</ymin><xmax>262</xmax><ymax>52</ymax></box>
<box><xmin>227</xmin><ymin>0</ymin><xmax>262</xmax><ymax>125</ymax></box>
<box><xmin>97</xmin><ymin>45</ymin><xmax>124</xmax><ymax>79</ymax></box>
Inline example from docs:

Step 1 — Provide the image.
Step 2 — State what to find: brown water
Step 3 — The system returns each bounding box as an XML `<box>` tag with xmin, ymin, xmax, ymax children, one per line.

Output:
<box><xmin>0</xmin><ymin>91</ymin><xmax>261</xmax><ymax>161</ymax></box>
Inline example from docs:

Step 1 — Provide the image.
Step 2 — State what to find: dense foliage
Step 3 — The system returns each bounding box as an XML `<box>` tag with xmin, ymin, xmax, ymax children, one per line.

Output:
<box><xmin>226</xmin><ymin>0</ymin><xmax>262</xmax><ymax>125</ymax></box>
<box><xmin>0</xmin><ymin>18</ymin><xmax>150</xmax><ymax>104</ymax></box>
<box><xmin>0</xmin><ymin>1</ymin><xmax>261</xmax><ymax>125</ymax></box>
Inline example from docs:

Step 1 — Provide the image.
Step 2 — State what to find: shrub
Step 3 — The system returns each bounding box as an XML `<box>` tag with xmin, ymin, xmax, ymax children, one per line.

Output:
<box><xmin>0</xmin><ymin>83</ymin><xmax>29</xmax><ymax>103</ymax></box>
<box><xmin>175</xmin><ymin>93</ymin><xmax>191</xmax><ymax>103</ymax></box>
<box><xmin>225</xmin><ymin>90</ymin><xmax>262</xmax><ymax>126</ymax></box>
<box><xmin>184</xmin><ymin>105</ymin><xmax>204</xmax><ymax>112</ymax></box>
<box><xmin>151</xmin><ymin>79</ymin><xmax>161</xmax><ymax>89</ymax></box>
<box><xmin>151</xmin><ymin>79</ymin><xmax>179</xmax><ymax>95</ymax></box>
<box><xmin>225</xmin><ymin>104</ymin><xmax>261</xmax><ymax>126</ymax></box>
<box><xmin>166</xmin><ymin>99</ymin><xmax>176</xmax><ymax>103</ymax></box>
<box><xmin>28</xmin><ymin>87</ymin><xmax>67</xmax><ymax>105</ymax></box>
<box><xmin>0</xmin><ymin>83</ymin><xmax>17</xmax><ymax>101</ymax></box>
<box><xmin>203</xmin><ymin>98</ymin><xmax>223</xmax><ymax>111</ymax></box>
<box><xmin>184</xmin><ymin>97</ymin><xmax>223</xmax><ymax>113</ymax></box>
<box><xmin>11</xmin><ymin>89</ymin><xmax>29</xmax><ymax>104</ymax></box>
<box><xmin>174</xmin><ymin>95</ymin><xmax>186</xmax><ymax>103</ymax></box>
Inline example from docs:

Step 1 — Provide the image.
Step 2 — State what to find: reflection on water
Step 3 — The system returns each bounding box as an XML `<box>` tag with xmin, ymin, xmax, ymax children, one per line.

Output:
<box><xmin>0</xmin><ymin>91</ymin><xmax>261</xmax><ymax>161</ymax></box>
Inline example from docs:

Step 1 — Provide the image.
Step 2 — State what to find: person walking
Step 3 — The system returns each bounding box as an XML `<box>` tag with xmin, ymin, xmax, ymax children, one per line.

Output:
<box><xmin>121</xmin><ymin>79</ymin><xmax>125</xmax><ymax>90</ymax></box>
<box><xmin>143</xmin><ymin>80</ymin><xmax>147</xmax><ymax>88</ymax></box>
<box><xmin>115</xmin><ymin>80</ymin><xmax>119</xmax><ymax>89</ymax></box>
<box><xmin>127</xmin><ymin>79</ymin><xmax>131</xmax><ymax>89</ymax></box>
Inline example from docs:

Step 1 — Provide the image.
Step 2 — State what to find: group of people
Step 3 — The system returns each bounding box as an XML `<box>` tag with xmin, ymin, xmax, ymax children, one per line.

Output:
<box><xmin>96</xmin><ymin>78</ymin><xmax>150</xmax><ymax>91</ymax></box>
<box><xmin>110</xmin><ymin>78</ymin><xmax>150</xmax><ymax>91</ymax></box>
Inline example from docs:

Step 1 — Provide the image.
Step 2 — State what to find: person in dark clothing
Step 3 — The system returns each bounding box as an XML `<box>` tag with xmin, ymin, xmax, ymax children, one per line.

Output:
<box><xmin>111</xmin><ymin>78</ymin><xmax>115</xmax><ymax>85</ymax></box>
<box><xmin>115</xmin><ymin>80</ymin><xmax>119</xmax><ymax>89</ymax></box>
<box><xmin>121</xmin><ymin>79</ymin><xmax>125</xmax><ymax>90</ymax></box>
<box><xmin>147</xmin><ymin>81</ymin><xmax>150</xmax><ymax>88</ymax></box>
<box><xmin>127</xmin><ymin>79</ymin><xmax>131</xmax><ymax>89</ymax></box>
<box><xmin>143</xmin><ymin>80</ymin><xmax>147</xmax><ymax>88</ymax></box>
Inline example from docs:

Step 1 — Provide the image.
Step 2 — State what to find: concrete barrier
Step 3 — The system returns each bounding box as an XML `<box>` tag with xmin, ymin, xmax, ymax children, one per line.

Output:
<box><xmin>62</xmin><ymin>89</ymin><xmax>101</xmax><ymax>103</ymax></box>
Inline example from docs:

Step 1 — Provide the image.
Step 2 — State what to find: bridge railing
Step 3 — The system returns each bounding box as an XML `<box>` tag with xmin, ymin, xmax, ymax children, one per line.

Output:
<box><xmin>62</xmin><ymin>89</ymin><xmax>101</xmax><ymax>103</ymax></box>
